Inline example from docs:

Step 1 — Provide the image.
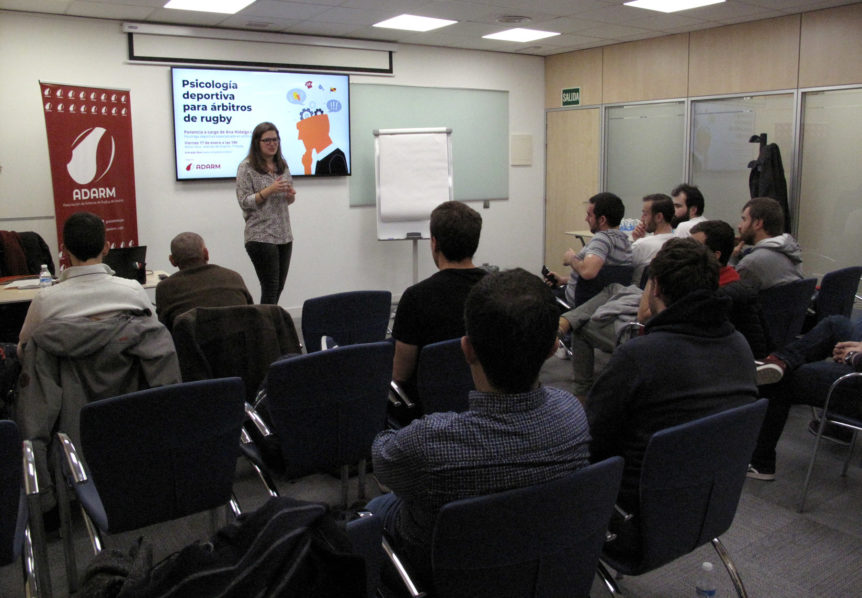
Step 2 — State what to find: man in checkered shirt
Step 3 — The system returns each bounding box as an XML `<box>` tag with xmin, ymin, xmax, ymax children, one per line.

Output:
<box><xmin>369</xmin><ymin>268</ymin><xmax>591</xmax><ymax>582</ymax></box>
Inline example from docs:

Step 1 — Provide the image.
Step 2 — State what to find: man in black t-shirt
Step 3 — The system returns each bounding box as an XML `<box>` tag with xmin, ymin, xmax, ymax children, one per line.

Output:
<box><xmin>391</xmin><ymin>201</ymin><xmax>486</xmax><ymax>408</ymax></box>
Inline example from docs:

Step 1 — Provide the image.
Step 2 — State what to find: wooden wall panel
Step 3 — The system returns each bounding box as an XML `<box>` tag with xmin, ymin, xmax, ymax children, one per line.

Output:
<box><xmin>602</xmin><ymin>34</ymin><xmax>689</xmax><ymax>104</ymax></box>
<box><xmin>545</xmin><ymin>109</ymin><xmax>600</xmax><ymax>267</ymax></box>
<box><xmin>689</xmin><ymin>15</ymin><xmax>800</xmax><ymax>96</ymax></box>
<box><xmin>545</xmin><ymin>48</ymin><xmax>602</xmax><ymax>109</ymax></box>
<box><xmin>800</xmin><ymin>4</ymin><xmax>862</xmax><ymax>88</ymax></box>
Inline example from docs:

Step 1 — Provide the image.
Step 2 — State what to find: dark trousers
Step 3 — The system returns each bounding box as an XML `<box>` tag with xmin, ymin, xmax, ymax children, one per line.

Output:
<box><xmin>751</xmin><ymin>316</ymin><xmax>862</xmax><ymax>470</ymax></box>
<box><xmin>245</xmin><ymin>242</ymin><xmax>292</xmax><ymax>305</ymax></box>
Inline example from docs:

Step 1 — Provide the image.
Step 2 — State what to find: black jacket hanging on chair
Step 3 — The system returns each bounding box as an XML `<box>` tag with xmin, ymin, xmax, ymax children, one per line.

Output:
<box><xmin>748</xmin><ymin>134</ymin><xmax>791</xmax><ymax>233</ymax></box>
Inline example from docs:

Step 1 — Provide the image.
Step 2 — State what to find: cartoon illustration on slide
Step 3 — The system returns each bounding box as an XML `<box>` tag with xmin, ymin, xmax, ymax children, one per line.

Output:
<box><xmin>287</xmin><ymin>82</ymin><xmax>347</xmax><ymax>175</ymax></box>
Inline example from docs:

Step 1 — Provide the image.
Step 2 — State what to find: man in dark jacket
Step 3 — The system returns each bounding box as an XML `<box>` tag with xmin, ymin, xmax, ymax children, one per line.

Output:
<box><xmin>587</xmin><ymin>238</ymin><xmax>758</xmax><ymax>557</ymax></box>
<box><xmin>156</xmin><ymin>232</ymin><xmax>253</xmax><ymax>331</ymax></box>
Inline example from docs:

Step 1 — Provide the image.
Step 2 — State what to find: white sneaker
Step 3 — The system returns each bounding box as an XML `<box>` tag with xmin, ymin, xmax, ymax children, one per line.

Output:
<box><xmin>755</xmin><ymin>361</ymin><xmax>784</xmax><ymax>386</ymax></box>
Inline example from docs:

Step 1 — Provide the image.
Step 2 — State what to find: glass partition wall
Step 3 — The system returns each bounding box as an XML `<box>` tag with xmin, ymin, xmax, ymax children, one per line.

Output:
<box><xmin>604</xmin><ymin>102</ymin><xmax>685</xmax><ymax>218</ymax></box>
<box><xmin>598</xmin><ymin>87</ymin><xmax>861</xmax><ymax>281</ymax></box>
<box><xmin>689</xmin><ymin>94</ymin><xmax>795</xmax><ymax>228</ymax></box>
<box><xmin>797</xmin><ymin>88</ymin><xmax>862</xmax><ymax>276</ymax></box>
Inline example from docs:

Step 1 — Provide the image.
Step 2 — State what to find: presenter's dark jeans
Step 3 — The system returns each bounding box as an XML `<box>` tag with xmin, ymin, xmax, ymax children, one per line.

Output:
<box><xmin>245</xmin><ymin>241</ymin><xmax>292</xmax><ymax>305</ymax></box>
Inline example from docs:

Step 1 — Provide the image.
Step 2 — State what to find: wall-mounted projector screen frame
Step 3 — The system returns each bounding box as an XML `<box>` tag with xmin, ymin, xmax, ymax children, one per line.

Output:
<box><xmin>375</xmin><ymin>128</ymin><xmax>453</xmax><ymax>241</ymax></box>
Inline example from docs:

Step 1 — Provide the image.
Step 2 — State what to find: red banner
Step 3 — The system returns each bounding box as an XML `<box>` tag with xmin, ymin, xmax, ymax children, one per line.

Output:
<box><xmin>40</xmin><ymin>82</ymin><xmax>138</xmax><ymax>269</ymax></box>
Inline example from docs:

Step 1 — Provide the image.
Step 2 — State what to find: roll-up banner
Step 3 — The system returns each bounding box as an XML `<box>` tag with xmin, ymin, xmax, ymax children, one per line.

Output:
<box><xmin>39</xmin><ymin>82</ymin><xmax>138</xmax><ymax>269</ymax></box>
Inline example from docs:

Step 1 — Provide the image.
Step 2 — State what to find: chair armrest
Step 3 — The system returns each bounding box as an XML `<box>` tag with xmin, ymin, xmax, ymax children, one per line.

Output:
<box><xmin>824</xmin><ymin>372</ymin><xmax>862</xmax><ymax>413</ymax></box>
<box><xmin>245</xmin><ymin>402</ymin><xmax>272</xmax><ymax>438</ymax></box>
<box><xmin>22</xmin><ymin>439</ymin><xmax>40</xmax><ymax>496</ymax></box>
<box><xmin>390</xmin><ymin>380</ymin><xmax>415</xmax><ymax>409</ymax></box>
<box><xmin>382</xmin><ymin>536</ymin><xmax>426</xmax><ymax>598</ymax></box>
<box><xmin>56</xmin><ymin>432</ymin><xmax>88</xmax><ymax>484</ymax></box>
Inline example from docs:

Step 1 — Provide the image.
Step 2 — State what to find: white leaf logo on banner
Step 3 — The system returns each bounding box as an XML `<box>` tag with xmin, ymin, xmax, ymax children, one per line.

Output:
<box><xmin>67</xmin><ymin>127</ymin><xmax>115</xmax><ymax>185</ymax></box>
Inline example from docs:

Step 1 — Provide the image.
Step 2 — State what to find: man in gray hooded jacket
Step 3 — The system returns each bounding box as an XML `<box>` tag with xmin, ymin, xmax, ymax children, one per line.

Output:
<box><xmin>730</xmin><ymin>197</ymin><xmax>803</xmax><ymax>290</ymax></box>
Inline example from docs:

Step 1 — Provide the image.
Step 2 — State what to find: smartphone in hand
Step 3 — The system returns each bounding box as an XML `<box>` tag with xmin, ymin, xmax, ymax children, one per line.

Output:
<box><xmin>541</xmin><ymin>265</ymin><xmax>559</xmax><ymax>286</ymax></box>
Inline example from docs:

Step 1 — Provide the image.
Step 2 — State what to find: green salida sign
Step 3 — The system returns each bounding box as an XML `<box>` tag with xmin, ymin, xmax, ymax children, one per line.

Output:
<box><xmin>562</xmin><ymin>87</ymin><xmax>580</xmax><ymax>106</ymax></box>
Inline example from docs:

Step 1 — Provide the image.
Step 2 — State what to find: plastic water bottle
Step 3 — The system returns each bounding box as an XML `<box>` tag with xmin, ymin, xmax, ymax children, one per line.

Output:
<box><xmin>695</xmin><ymin>561</ymin><xmax>717</xmax><ymax>597</ymax></box>
<box><xmin>38</xmin><ymin>264</ymin><xmax>52</xmax><ymax>288</ymax></box>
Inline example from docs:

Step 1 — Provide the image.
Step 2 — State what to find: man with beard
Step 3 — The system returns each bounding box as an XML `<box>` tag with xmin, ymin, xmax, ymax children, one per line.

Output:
<box><xmin>730</xmin><ymin>196</ymin><xmax>803</xmax><ymax>290</ymax></box>
<box><xmin>630</xmin><ymin>194</ymin><xmax>675</xmax><ymax>285</ymax></box>
<box><xmin>671</xmin><ymin>183</ymin><xmax>707</xmax><ymax>238</ymax></box>
<box><xmin>546</xmin><ymin>192</ymin><xmax>632</xmax><ymax>305</ymax></box>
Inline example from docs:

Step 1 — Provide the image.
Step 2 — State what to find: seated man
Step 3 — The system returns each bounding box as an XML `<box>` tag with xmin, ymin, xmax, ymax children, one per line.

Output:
<box><xmin>17</xmin><ymin>212</ymin><xmax>156</xmax><ymax>352</ymax></box>
<box><xmin>15</xmin><ymin>212</ymin><xmax>180</xmax><ymax>514</ymax></box>
<box><xmin>730</xmin><ymin>196</ymin><xmax>803</xmax><ymax>290</ymax></box>
<box><xmin>391</xmin><ymin>201</ymin><xmax>486</xmax><ymax>409</ymax></box>
<box><xmin>670</xmin><ymin>183</ymin><xmax>707</xmax><ymax>238</ymax></box>
<box><xmin>748</xmin><ymin>314</ymin><xmax>862</xmax><ymax>481</ymax></box>
<box><xmin>370</xmin><ymin>269</ymin><xmax>590</xmax><ymax>582</ymax></box>
<box><xmin>547</xmin><ymin>192</ymin><xmax>632</xmax><ymax>306</ymax></box>
<box><xmin>630</xmin><ymin>194</ymin><xmax>675</xmax><ymax>286</ymax></box>
<box><xmin>156</xmin><ymin>232</ymin><xmax>253</xmax><ymax>331</ymax></box>
<box><xmin>587</xmin><ymin>239</ymin><xmax>757</xmax><ymax>556</ymax></box>
<box><xmin>690</xmin><ymin>220</ymin><xmax>770</xmax><ymax>358</ymax></box>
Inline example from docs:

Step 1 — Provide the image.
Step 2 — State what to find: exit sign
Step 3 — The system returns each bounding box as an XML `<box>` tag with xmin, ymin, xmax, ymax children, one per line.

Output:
<box><xmin>562</xmin><ymin>87</ymin><xmax>580</xmax><ymax>106</ymax></box>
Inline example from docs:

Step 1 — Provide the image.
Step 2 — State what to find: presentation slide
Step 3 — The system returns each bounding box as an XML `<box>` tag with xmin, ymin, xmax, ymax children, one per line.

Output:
<box><xmin>171</xmin><ymin>67</ymin><xmax>350</xmax><ymax>180</ymax></box>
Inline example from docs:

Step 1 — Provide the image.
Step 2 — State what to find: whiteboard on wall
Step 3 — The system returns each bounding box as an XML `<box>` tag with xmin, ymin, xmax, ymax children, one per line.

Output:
<box><xmin>375</xmin><ymin>128</ymin><xmax>453</xmax><ymax>240</ymax></box>
<box><xmin>350</xmin><ymin>84</ymin><xmax>508</xmax><ymax>207</ymax></box>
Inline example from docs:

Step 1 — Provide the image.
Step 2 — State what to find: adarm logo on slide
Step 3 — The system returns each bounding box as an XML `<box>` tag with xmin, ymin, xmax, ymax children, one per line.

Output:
<box><xmin>66</xmin><ymin>127</ymin><xmax>115</xmax><ymax>185</ymax></box>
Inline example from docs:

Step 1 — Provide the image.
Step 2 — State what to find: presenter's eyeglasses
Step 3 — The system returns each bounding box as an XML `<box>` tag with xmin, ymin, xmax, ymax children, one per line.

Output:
<box><xmin>261</xmin><ymin>137</ymin><xmax>280</xmax><ymax>144</ymax></box>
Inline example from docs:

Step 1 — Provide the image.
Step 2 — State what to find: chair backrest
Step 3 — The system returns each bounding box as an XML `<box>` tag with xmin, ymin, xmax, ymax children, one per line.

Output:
<box><xmin>574</xmin><ymin>265</ymin><xmax>635</xmax><ymax>307</ymax></box>
<box><xmin>0</xmin><ymin>420</ymin><xmax>24</xmax><ymax>566</ymax></box>
<box><xmin>77</xmin><ymin>378</ymin><xmax>245</xmax><ymax>533</ymax></box>
<box><xmin>431</xmin><ymin>457</ymin><xmax>624</xmax><ymax>598</ymax></box>
<box><xmin>264</xmin><ymin>342</ymin><xmax>394</xmax><ymax>478</ymax></box>
<box><xmin>416</xmin><ymin>338</ymin><xmax>473</xmax><ymax>415</ymax></box>
<box><xmin>814</xmin><ymin>266</ymin><xmax>862</xmax><ymax>322</ymax></box>
<box><xmin>635</xmin><ymin>399</ymin><xmax>768</xmax><ymax>572</ymax></box>
<box><xmin>759</xmin><ymin>277</ymin><xmax>817</xmax><ymax>350</ymax></box>
<box><xmin>172</xmin><ymin>305</ymin><xmax>301</xmax><ymax>402</ymax></box>
<box><xmin>301</xmin><ymin>291</ymin><xmax>392</xmax><ymax>353</ymax></box>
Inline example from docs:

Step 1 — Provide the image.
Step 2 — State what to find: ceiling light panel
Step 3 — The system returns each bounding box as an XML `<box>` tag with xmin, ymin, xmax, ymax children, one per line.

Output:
<box><xmin>164</xmin><ymin>0</ymin><xmax>255</xmax><ymax>14</ymax></box>
<box><xmin>483</xmin><ymin>28</ymin><xmax>561</xmax><ymax>43</ymax></box>
<box><xmin>624</xmin><ymin>0</ymin><xmax>725</xmax><ymax>13</ymax></box>
<box><xmin>373</xmin><ymin>14</ymin><xmax>457</xmax><ymax>32</ymax></box>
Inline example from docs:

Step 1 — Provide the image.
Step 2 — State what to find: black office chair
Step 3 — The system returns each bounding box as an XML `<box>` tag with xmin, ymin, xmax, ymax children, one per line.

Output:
<box><xmin>301</xmin><ymin>290</ymin><xmax>392</xmax><ymax>353</ymax></box>
<box><xmin>0</xmin><ymin>420</ymin><xmax>50</xmax><ymax>597</ymax></box>
<box><xmin>55</xmin><ymin>378</ymin><xmax>247</xmax><ymax>591</ymax></box>
<box><xmin>758</xmin><ymin>277</ymin><xmax>817</xmax><ymax>350</ymax></box>
<box><xmin>798</xmin><ymin>372</ymin><xmax>862</xmax><ymax>512</ymax></box>
<box><xmin>416</xmin><ymin>338</ymin><xmax>473</xmax><ymax>415</ymax></box>
<box><xmin>255</xmin><ymin>341</ymin><xmax>394</xmax><ymax>509</ymax></box>
<box><xmin>574</xmin><ymin>265</ymin><xmax>635</xmax><ymax>307</ymax></box>
<box><xmin>386</xmin><ymin>457</ymin><xmax>624</xmax><ymax>598</ymax></box>
<box><xmin>597</xmin><ymin>399</ymin><xmax>768</xmax><ymax>598</ymax></box>
<box><xmin>812</xmin><ymin>266</ymin><xmax>862</xmax><ymax>323</ymax></box>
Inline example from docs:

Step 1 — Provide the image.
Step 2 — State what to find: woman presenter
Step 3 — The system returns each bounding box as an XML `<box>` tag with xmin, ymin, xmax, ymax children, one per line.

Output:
<box><xmin>236</xmin><ymin>122</ymin><xmax>296</xmax><ymax>304</ymax></box>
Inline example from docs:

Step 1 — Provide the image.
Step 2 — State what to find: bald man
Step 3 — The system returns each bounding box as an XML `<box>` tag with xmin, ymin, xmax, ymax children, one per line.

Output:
<box><xmin>155</xmin><ymin>232</ymin><xmax>253</xmax><ymax>330</ymax></box>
